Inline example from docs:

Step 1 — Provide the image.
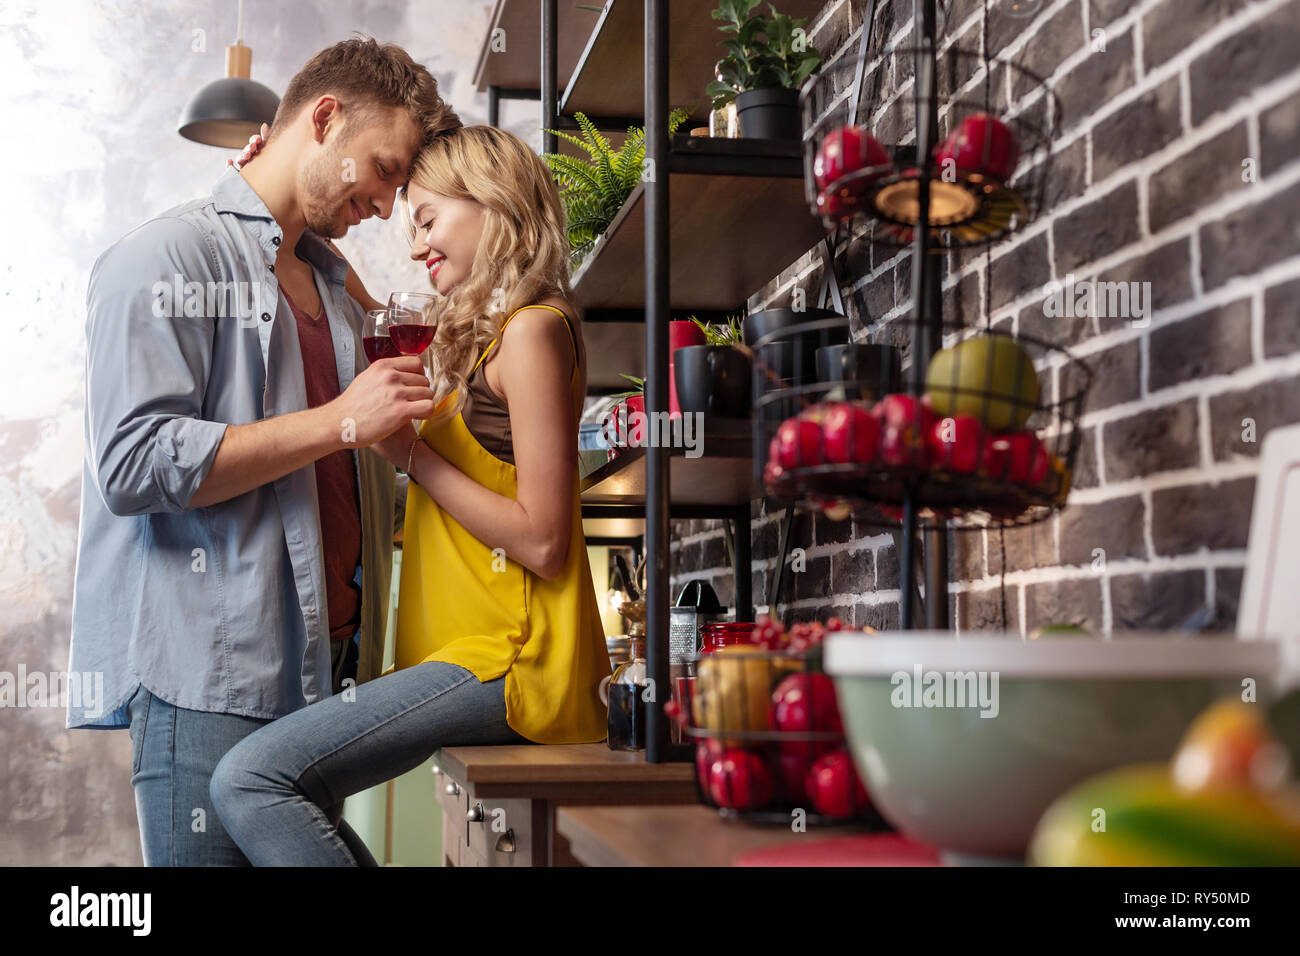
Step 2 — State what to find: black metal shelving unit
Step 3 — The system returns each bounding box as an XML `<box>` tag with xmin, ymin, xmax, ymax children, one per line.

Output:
<box><xmin>478</xmin><ymin>0</ymin><xmax>971</xmax><ymax>763</ymax></box>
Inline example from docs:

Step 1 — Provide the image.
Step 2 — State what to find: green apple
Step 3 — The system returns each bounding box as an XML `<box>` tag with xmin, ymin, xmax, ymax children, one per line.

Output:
<box><xmin>925</xmin><ymin>335</ymin><xmax>1039</xmax><ymax>430</ymax></box>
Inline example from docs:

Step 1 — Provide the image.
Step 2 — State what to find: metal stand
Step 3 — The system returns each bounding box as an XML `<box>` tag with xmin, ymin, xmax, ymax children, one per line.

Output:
<box><xmin>897</xmin><ymin>0</ymin><xmax>949</xmax><ymax>631</ymax></box>
<box><xmin>644</xmin><ymin>0</ymin><xmax>679</xmax><ymax>762</ymax></box>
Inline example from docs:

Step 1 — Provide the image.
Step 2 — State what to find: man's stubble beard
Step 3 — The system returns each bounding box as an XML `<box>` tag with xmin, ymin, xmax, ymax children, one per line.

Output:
<box><xmin>300</xmin><ymin>139</ymin><xmax>349</xmax><ymax>239</ymax></box>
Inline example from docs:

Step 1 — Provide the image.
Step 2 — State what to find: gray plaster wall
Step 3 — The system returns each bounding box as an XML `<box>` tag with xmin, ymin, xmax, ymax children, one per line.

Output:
<box><xmin>0</xmin><ymin>0</ymin><xmax>543</xmax><ymax>866</ymax></box>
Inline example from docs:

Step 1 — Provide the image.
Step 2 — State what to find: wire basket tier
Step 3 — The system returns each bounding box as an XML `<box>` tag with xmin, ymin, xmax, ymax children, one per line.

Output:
<box><xmin>678</xmin><ymin>644</ymin><xmax>885</xmax><ymax>826</ymax></box>
<box><xmin>748</xmin><ymin>314</ymin><xmax>1092</xmax><ymax>530</ymax></box>
<box><xmin>801</xmin><ymin>45</ymin><xmax>1060</xmax><ymax>249</ymax></box>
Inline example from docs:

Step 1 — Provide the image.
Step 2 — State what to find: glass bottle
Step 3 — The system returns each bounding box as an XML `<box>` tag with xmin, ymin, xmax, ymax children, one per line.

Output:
<box><xmin>601</xmin><ymin>636</ymin><xmax>647</xmax><ymax>751</ymax></box>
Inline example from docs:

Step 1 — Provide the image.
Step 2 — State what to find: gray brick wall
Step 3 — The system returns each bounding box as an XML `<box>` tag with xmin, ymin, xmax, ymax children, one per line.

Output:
<box><xmin>669</xmin><ymin>0</ymin><xmax>1300</xmax><ymax>635</ymax></box>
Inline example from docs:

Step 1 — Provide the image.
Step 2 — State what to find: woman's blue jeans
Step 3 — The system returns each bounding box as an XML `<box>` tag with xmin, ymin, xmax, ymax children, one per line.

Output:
<box><xmin>209</xmin><ymin>661</ymin><xmax>530</xmax><ymax>865</ymax></box>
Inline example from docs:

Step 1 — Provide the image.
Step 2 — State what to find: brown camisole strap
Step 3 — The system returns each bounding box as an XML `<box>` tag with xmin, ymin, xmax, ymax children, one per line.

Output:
<box><xmin>472</xmin><ymin>304</ymin><xmax>579</xmax><ymax>386</ymax></box>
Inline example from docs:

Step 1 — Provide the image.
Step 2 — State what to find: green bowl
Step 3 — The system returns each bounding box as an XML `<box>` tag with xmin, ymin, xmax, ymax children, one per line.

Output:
<box><xmin>823</xmin><ymin>632</ymin><xmax>1279</xmax><ymax>863</ymax></box>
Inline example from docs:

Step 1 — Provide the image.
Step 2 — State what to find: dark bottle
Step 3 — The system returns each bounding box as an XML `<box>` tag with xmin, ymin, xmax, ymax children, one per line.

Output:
<box><xmin>601</xmin><ymin>637</ymin><xmax>647</xmax><ymax>751</ymax></box>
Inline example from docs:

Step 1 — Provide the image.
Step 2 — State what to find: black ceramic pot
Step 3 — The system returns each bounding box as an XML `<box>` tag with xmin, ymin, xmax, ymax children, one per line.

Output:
<box><xmin>674</xmin><ymin>345</ymin><xmax>752</xmax><ymax>418</ymax></box>
<box><xmin>735</xmin><ymin>87</ymin><xmax>800</xmax><ymax>140</ymax></box>
<box><xmin>815</xmin><ymin>344</ymin><xmax>904</xmax><ymax>402</ymax></box>
<box><xmin>743</xmin><ymin>307</ymin><xmax>850</xmax><ymax>386</ymax></box>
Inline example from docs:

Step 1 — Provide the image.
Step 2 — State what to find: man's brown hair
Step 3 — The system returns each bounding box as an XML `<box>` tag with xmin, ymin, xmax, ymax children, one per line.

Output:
<box><xmin>269</xmin><ymin>34</ymin><xmax>461</xmax><ymax>149</ymax></box>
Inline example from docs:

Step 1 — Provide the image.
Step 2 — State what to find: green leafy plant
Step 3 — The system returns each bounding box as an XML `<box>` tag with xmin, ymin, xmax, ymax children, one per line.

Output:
<box><xmin>707</xmin><ymin>0</ymin><xmax>824</xmax><ymax>110</ymax></box>
<box><xmin>544</xmin><ymin>109</ymin><xmax>691</xmax><ymax>265</ymax></box>
<box><xmin>688</xmin><ymin>311</ymin><xmax>746</xmax><ymax>345</ymax></box>
<box><xmin>604</xmin><ymin>373</ymin><xmax>645</xmax><ymax>412</ymax></box>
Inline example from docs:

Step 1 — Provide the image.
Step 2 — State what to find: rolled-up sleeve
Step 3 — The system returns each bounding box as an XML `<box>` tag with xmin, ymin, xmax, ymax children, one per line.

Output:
<box><xmin>86</xmin><ymin>217</ymin><xmax>231</xmax><ymax>516</ymax></box>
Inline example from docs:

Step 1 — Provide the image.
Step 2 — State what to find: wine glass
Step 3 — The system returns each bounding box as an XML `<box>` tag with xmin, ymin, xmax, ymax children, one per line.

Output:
<box><xmin>387</xmin><ymin>292</ymin><xmax>440</xmax><ymax>356</ymax></box>
<box><xmin>362</xmin><ymin>309</ymin><xmax>400</xmax><ymax>363</ymax></box>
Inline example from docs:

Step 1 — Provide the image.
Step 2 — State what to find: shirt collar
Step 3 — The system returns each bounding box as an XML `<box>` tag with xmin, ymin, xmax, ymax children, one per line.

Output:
<box><xmin>210</xmin><ymin>167</ymin><xmax>347</xmax><ymax>287</ymax></box>
<box><xmin>212</xmin><ymin>165</ymin><xmax>278</xmax><ymax>221</ymax></box>
<box><xmin>295</xmin><ymin>230</ymin><xmax>349</xmax><ymax>287</ymax></box>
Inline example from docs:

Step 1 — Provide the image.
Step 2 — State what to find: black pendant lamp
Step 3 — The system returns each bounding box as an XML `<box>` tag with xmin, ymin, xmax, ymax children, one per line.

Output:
<box><xmin>178</xmin><ymin>0</ymin><xmax>279</xmax><ymax>148</ymax></box>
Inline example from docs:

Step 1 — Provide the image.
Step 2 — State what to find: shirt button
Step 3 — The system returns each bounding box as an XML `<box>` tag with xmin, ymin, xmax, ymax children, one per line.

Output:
<box><xmin>272</xmin><ymin>236</ymin><xmax>281</xmax><ymax>246</ymax></box>
<box><xmin>261</xmin><ymin>312</ymin><xmax>272</xmax><ymax>322</ymax></box>
<box><xmin>268</xmin><ymin>263</ymin><xmax>275</xmax><ymax>273</ymax></box>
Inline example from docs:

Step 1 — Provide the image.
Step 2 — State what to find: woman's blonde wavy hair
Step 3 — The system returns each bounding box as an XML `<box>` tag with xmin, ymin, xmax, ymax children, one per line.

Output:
<box><xmin>398</xmin><ymin>125</ymin><xmax>577</xmax><ymax>427</ymax></box>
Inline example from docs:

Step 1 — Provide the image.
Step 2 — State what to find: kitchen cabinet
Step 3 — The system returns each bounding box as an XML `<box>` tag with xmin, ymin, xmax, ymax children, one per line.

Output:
<box><xmin>431</xmin><ymin>743</ymin><xmax>698</xmax><ymax>867</ymax></box>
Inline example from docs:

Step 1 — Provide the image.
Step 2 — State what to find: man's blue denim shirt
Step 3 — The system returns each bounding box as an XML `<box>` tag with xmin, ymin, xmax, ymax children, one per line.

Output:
<box><xmin>67</xmin><ymin>166</ymin><xmax>396</xmax><ymax>729</ymax></box>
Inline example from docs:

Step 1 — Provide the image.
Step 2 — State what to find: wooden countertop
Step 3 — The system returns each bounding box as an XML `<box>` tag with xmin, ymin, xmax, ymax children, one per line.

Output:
<box><xmin>556</xmin><ymin>804</ymin><xmax>872</xmax><ymax>866</ymax></box>
<box><xmin>432</xmin><ymin>743</ymin><xmax>698</xmax><ymax>801</ymax></box>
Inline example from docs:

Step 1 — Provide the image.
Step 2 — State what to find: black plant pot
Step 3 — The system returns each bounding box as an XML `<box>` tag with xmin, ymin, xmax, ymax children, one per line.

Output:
<box><xmin>744</xmin><ymin>307</ymin><xmax>850</xmax><ymax>386</ymax></box>
<box><xmin>735</xmin><ymin>87</ymin><xmax>800</xmax><ymax>140</ymax></box>
<box><xmin>674</xmin><ymin>345</ymin><xmax>752</xmax><ymax>418</ymax></box>
<box><xmin>815</xmin><ymin>344</ymin><xmax>904</xmax><ymax>402</ymax></box>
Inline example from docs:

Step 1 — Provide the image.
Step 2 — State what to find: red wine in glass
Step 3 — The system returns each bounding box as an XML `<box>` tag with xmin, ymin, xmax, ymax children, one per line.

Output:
<box><xmin>388</xmin><ymin>324</ymin><xmax>436</xmax><ymax>355</ymax></box>
<box><xmin>363</xmin><ymin>335</ymin><xmax>401</xmax><ymax>362</ymax></box>
<box><xmin>386</xmin><ymin>293</ymin><xmax>440</xmax><ymax>358</ymax></box>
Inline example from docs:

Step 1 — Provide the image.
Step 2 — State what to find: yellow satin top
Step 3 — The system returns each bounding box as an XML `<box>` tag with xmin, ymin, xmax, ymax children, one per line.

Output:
<box><xmin>394</xmin><ymin>304</ymin><xmax>611</xmax><ymax>744</ymax></box>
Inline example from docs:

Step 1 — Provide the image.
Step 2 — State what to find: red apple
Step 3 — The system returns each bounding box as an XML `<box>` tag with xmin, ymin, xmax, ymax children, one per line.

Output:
<box><xmin>771</xmin><ymin>673</ymin><xmax>844</xmax><ymax>755</ymax></box>
<box><xmin>983</xmin><ymin>433</ymin><xmax>1010</xmax><ymax>480</ymax></box>
<box><xmin>821</xmin><ymin>401</ymin><xmax>880</xmax><ymax>465</ymax></box>
<box><xmin>935</xmin><ymin>112</ymin><xmax>1020</xmax><ymax>183</ymax></box>
<box><xmin>708</xmin><ymin>747</ymin><xmax>774</xmax><ymax>811</ymax></box>
<box><xmin>695</xmin><ymin>739</ymin><xmax>724</xmax><ymax>789</ymax></box>
<box><xmin>1003</xmin><ymin>431</ymin><xmax>1049</xmax><ymax>486</ymax></box>
<box><xmin>805</xmin><ymin>748</ymin><xmax>872</xmax><ymax>818</ymax></box>
<box><xmin>814</xmin><ymin>125</ymin><xmax>892</xmax><ymax>192</ymax></box>
<box><xmin>774</xmin><ymin>416</ymin><xmax>824</xmax><ymax>469</ymax></box>
<box><xmin>872</xmin><ymin>393</ymin><xmax>936</xmax><ymax>467</ymax></box>
<box><xmin>762</xmin><ymin>457</ymin><xmax>785</xmax><ymax>488</ymax></box>
<box><xmin>777</xmin><ymin>748</ymin><xmax>816</xmax><ymax>804</ymax></box>
<box><xmin>816</xmin><ymin>187</ymin><xmax>857</xmax><ymax>219</ymax></box>
<box><xmin>928</xmin><ymin>415</ymin><xmax>984</xmax><ymax>474</ymax></box>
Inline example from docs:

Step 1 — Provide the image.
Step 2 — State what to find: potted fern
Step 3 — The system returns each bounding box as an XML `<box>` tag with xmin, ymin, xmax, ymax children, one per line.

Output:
<box><xmin>707</xmin><ymin>0</ymin><xmax>824</xmax><ymax>140</ymax></box>
<box><xmin>675</xmin><ymin>312</ymin><xmax>752</xmax><ymax>418</ymax></box>
<box><xmin>544</xmin><ymin>109</ymin><xmax>690</xmax><ymax>266</ymax></box>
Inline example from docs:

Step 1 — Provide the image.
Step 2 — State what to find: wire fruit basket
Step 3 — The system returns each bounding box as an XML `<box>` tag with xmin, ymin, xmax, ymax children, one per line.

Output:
<box><xmin>801</xmin><ymin>45</ymin><xmax>1060</xmax><ymax>248</ymax></box>
<box><xmin>674</xmin><ymin>623</ymin><xmax>886</xmax><ymax>826</ymax></box>
<box><xmin>748</xmin><ymin>312</ymin><xmax>1092</xmax><ymax>529</ymax></box>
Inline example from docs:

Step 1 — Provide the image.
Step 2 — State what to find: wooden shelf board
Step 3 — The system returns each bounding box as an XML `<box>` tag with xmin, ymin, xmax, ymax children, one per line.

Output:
<box><xmin>557</xmin><ymin>803</ymin><xmax>869</xmax><ymax>867</ymax></box>
<box><xmin>473</xmin><ymin>0</ymin><xmax>603</xmax><ymax>93</ymax></box>
<box><xmin>578</xmin><ymin>317</ymin><xmax>645</xmax><ymax>390</ymax></box>
<box><xmin>569</xmin><ymin>144</ymin><xmax>826</xmax><ymax>311</ymax></box>
<box><xmin>560</xmin><ymin>0</ymin><xmax>826</xmax><ymax>123</ymax></box>
<box><xmin>580</xmin><ymin>417</ymin><xmax>759</xmax><ymax>506</ymax></box>
<box><xmin>581</xmin><ymin>515</ymin><xmax>646</xmax><ymax>538</ymax></box>
<box><xmin>434</xmin><ymin>742</ymin><xmax>697</xmax><ymax>801</ymax></box>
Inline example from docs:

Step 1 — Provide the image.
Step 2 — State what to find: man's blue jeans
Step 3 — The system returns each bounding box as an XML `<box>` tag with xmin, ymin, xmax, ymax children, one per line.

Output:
<box><xmin>208</xmin><ymin>661</ymin><xmax>530</xmax><ymax>865</ymax></box>
<box><xmin>127</xmin><ymin>636</ymin><xmax>368</xmax><ymax>865</ymax></box>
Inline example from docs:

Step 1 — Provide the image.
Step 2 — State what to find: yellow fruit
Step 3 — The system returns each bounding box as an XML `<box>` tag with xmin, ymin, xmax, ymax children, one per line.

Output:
<box><xmin>1172</xmin><ymin>699</ymin><xmax>1293</xmax><ymax>793</ymax></box>
<box><xmin>692</xmin><ymin>647</ymin><xmax>797</xmax><ymax>743</ymax></box>
<box><xmin>1029</xmin><ymin>765</ymin><xmax>1300</xmax><ymax>866</ymax></box>
<box><xmin>925</xmin><ymin>335</ymin><xmax>1039</xmax><ymax>430</ymax></box>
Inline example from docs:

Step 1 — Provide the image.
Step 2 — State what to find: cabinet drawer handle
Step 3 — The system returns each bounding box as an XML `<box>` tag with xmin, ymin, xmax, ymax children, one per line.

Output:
<box><xmin>494</xmin><ymin>829</ymin><xmax>516</xmax><ymax>854</ymax></box>
<box><xmin>466</xmin><ymin>802</ymin><xmax>484</xmax><ymax>823</ymax></box>
<box><xmin>444</xmin><ymin>781</ymin><xmax>460</xmax><ymax>796</ymax></box>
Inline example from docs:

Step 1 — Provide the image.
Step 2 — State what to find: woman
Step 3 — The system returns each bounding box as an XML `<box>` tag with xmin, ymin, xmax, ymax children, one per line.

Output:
<box><xmin>209</xmin><ymin>125</ymin><xmax>611</xmax><ymax>865</ymax></box>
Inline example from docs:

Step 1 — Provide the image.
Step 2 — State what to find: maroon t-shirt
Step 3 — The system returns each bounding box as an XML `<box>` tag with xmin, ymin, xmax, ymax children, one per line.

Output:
<box><xmin>282</xmin><ymin>285</ymin><xmax>362</xmax><ymax>642</ymax></box>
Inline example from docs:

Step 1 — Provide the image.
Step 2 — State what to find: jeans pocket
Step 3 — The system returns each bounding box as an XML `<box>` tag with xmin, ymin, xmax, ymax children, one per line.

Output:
<box><xmin>127</xmin><ymin>687</ymin><xmax>151</xmax><ymax>776</ymax></box>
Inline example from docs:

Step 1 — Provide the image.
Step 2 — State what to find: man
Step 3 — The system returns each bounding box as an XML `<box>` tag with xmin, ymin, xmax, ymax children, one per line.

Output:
<box><xmin>67</xmin><ymin>36</ymin><xmax>459</xmax><ymax>866</ymax></box>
